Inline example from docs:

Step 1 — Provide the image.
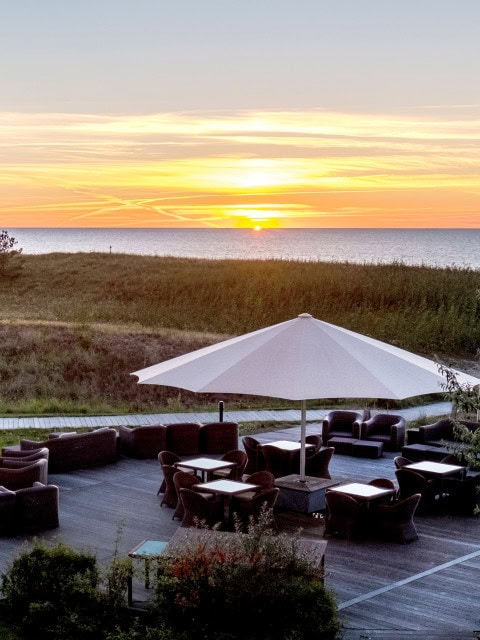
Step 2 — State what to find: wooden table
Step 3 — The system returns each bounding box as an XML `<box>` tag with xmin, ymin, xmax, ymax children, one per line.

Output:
<box><xmin>195</xmin><ymin>479</ymin><xmax>259</xmax><ymax>521</ymax></box>
<box><xmin>328</xmin><ymin>482</ymin><xmax>395</xmax><ymax>502</ymax></box>
<box><xmin>175</xmin><ymin>457</ymin><xmax>235</xmax><ymax>482</ymax></box>
<box><xmin>405</xmin><ymin>460</ymin><xmax>466</xmax><ymax>501</ymax></box>
<box><xmin>266</xmin><ymin>440</ymin><xmax>314</xmax><ymax>452</ymax></box>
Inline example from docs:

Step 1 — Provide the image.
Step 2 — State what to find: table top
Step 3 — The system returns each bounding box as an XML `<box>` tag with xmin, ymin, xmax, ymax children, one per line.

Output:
<box><xmin>175</xmin><ymin>457</ymin><xmax>236</xmax><ymax>472</ymax></box>
<box><xmin>405</xmin><ymin>461</ymin><xmax>465</xmax><ymax>476</ymax></box>
<box><xmin>128</xmin><ymin>540</ymin><xmax>169</xmax><ymax>558</ymax></box>
<box><xmin>329</xmin><ymin>482</ymin><xmax>394</xmax><ymax>500</ymax></box>
<box><xmin>265</xmin><ymin>440</ymin><xmax>314</xmax><ymax>451</ymax></box>
<box><xmin>195</xmin><ymin>479</ymin><xmax>259</xmax><ymax>496</ymax></box>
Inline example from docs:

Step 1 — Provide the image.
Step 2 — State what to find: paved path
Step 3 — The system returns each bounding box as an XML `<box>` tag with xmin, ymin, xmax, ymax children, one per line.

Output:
<box><xmin>0</xmin><ymin>401</ymin><xmax>452</xmax><ymax>429</ymax></box>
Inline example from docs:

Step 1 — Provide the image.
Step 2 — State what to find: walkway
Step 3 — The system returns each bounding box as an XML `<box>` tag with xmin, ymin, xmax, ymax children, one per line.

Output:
<box><xmin>0</xmin><ymin>401</ymin><xmax>452</xmax><ymax>429</ymax></box>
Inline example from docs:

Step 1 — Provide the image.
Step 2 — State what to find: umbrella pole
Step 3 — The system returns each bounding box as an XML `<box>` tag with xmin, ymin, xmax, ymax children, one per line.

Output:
<box><xmin>300</xmin><ymin>399</ymin><xmax>307</xmax><ymax>483</ymax></box>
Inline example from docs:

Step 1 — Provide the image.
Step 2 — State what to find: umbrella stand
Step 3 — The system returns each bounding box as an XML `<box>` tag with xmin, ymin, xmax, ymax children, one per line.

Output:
<box><xmin>299</xmin><ymin>399</ymin><xmax>307</xmax><ymax>482</ymax></box>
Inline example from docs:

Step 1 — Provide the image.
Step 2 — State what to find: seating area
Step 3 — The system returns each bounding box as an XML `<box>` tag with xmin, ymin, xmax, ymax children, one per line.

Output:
<box><xmin>119</xmin><ymin>421</ymin><xmax>239</xmax><ymax>459</ymax></box>
<box><xmin>4</xmin><ymin>428</ymin><xmax>118</xmax><ymax>472</ymax></box>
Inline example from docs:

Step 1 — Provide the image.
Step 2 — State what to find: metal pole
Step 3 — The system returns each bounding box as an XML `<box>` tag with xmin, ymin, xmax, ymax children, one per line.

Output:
<box><xmin>218</xmin><ymin>400</ymin><xmax>224</xmax><ymax>422</ymax></box>
<box><xmin>300</xmin><ymin>399</ymin><xmax>307</xmax><ymax>482</ymax></box>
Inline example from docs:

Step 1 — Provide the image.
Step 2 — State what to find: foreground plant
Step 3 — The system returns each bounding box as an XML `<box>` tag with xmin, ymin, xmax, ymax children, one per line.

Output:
<box><xmin>152</xmin><ymin>512</ymin><xmax>341</xmax><ymax>640</ymax></box>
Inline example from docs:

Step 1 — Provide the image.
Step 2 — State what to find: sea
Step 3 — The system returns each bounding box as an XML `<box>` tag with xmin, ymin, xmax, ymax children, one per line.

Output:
<box><xmin>8</xmin><ymin>228</ymin><xmax>480</xmax><ymax>270</ymax></box>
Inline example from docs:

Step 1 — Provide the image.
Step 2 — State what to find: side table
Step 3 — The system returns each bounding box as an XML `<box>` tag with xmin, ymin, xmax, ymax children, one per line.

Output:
<box><xmin>127</xmin><ymin>539</ymin><xmax>168</xmax><ymax>606</ymax></box>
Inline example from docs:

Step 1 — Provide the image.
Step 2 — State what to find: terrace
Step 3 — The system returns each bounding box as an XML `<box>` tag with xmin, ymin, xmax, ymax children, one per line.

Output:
<box><xmin>1</xmin><ymin>422</ymin><xmax>479</xmax><ymax>639</ymax></box>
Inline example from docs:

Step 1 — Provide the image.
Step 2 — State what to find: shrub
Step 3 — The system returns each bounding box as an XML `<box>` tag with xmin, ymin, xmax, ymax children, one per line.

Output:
<box><xmin>0</xmin><ymin>540</ymin><xmax>101</xmax><ymax>640</ymax></box>
<box><xmin>151</xmin><ymin>516</ymin><xmax>341</xmax><ymax>639</ymax></box>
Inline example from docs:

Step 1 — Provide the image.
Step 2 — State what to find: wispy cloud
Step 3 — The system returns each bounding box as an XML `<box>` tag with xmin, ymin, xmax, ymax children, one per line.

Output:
<box><xmin>1</xmin><ymin>108</ymin><xmax>479</xmax><ymax>227</ymax></box>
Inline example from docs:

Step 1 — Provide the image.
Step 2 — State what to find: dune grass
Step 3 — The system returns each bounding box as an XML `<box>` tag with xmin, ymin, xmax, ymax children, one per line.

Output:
<box><xmin>0</xmin><ymin>253</ymin><xmax>478</xmax><ymax>416</ymax></box>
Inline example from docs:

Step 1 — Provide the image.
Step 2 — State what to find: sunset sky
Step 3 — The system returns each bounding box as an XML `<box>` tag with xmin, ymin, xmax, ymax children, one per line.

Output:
<box><xmin>2</xmin><ymin>1</ymin><xmax>480</xmax><ymax>229</ymax></box>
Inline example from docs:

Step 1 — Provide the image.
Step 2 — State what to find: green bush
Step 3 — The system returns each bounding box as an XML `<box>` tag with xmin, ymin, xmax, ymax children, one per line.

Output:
<box><xmin>1</xmin><ymin>540</ymin><xmax>101</xmax><ymax>640</ymax></box>
<box><xmin>152</xmin><ymin>517</ymin><xmax>341</xmax><ymax>640</ymax></box>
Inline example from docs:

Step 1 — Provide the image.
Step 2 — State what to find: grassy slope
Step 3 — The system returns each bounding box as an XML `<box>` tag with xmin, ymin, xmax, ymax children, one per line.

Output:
<box><xmin>0</xmin><ymin>253</ymin><xmax>478</xmax><ymax>415</ymax></box>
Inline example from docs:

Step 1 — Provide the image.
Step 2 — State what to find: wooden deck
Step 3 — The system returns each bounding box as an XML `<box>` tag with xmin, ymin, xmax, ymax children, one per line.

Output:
<box><xmin>1</xmin><ymin>423</ymin><xmax>479</xmax><ymax>639</ymax></box>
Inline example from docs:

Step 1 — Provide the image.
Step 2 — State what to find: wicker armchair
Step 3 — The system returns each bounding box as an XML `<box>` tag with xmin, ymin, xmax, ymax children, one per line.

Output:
<box><xmin>160</xmin><ymin>464</ymin><xmax>179</xmax><ymax>508</ymax></box>
<box><xmin>211</xmin><ymin>450</ymin><xmax>248</xmax><ymax>481</ymax></box>
<box><xmin>0</xmin><ymin>459</ymin><xmax>48</xmax><ymax>490</ymax></box>
<box><xmin>371</xmin><ymin>493</ymin><xmax>421</xmax><ymax>543</ymax></box>
<box><xmin>200</xmin><ymin>422</ymin><xmax>239</xmax><ymax>455</ymax></box>
<box><xmin>305</xmin><ymin>434</ymin><xmax>323</xmax><ymax>456</ymax></box>
<box><xmin>359</xmin><ymin>414</ymin><xmax>406</xmax><ymax>451</ymax></box>
<box><xmin>321</xmin><ymin>411</ymin><xmax>362</xmax><ymax>444</ymax></box>
<box><xmin>15</xmin><ymin>482</ymin><xmax>60</xmax><ymax>532</ymax></box>
<box><xmin>305</xmin><ymin>447</ymin><xmax>334</xmax><ymax>479</ymax></box>
<box><xmin>1</xmin><ymin>447</ymin><xmax>49</xmax><ymax>462</ymax></box>
<box><xmin>395</xmin><ymin>468</ymin><xmax>436</xmax><ymax>514</ymax></box>
<box><xmin>242</xmin><ymin>436</ymin><xmax>265</xmax><ymax>474</ymax></box>
<box><xmin>262</xmin><ymin>445</ymin><xmax>291</xmax><ymax>478</ymax></box>
<box><xmin>157</xmin><ymin>450</ymin><xmax>194</xmax><ymax>495</ymax></box>
<box><xmin>179</xmin><ymin>488</ymin><xmax>224</xmax><ymax>529</ymax></box>
<box><xmin>172</xmin><ymin>471</ymin><xmax>215</xmax><ymax>521</ymax></box>
<box><xmin>324</xmin><ymin>491</ymin><xmax>362</xmax><ymax>540</ymax></box>
<box><xmin>0</xmin><ymin>486</ymin><xmax>16</xmax><ymax>535</ymax></box>
<box><xmin>230</xmin><ymin>487</ymin><xmax>280</xmax><ymax>532</ymax></box>
<box><xmin>234</xmin><ymin>471</ymin><xmax>275</xmax><ymax>501</ymax></box>
<box><xmin>394</xmin><ymin>455</ymin><xmax>412</xmax><ymax>469</ymax></box>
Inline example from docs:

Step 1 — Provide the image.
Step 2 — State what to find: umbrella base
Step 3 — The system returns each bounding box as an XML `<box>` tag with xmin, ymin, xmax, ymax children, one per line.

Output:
<box><xmin>274</xmin><ymin>475</ymin><xmax>340</xmax><ymax>513</ymax></box>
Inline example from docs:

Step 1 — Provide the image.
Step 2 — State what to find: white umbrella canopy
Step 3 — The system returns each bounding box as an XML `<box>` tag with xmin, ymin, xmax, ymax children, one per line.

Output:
<box><xmin>132</xmin><ymin>313</ymin><xmax>480</xmax><ymax>481</ymax></box>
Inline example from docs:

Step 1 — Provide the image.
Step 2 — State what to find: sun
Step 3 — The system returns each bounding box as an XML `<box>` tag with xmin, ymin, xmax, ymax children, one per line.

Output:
<box><xmin>253</xmin><ymin>224</ymin><xmax>262</xmax><ymax>231</ymax></box>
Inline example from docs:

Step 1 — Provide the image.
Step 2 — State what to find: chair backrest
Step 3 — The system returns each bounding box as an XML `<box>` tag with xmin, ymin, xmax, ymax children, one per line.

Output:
<box><xmin>393</xmin><ymin>455</ymin><xmax>412</xmax><ymax>469</ymax></box>
<box><xmin>158</xmin><ymin>450</ymin><xmax>181</xmax><ymax>467</ymax></box>
<box><xmin>0</xmin><ymin>459</ymin><xmax>48</xmax><ymax>491</ymax></box>
<box><xmin>368</xmin><ymin>478</ymin><xmax>396</xmax><ymax>491</ymax></box>
<box><xmin>305</xmin><ymin>434</ymin><xmax>323</xmax><ymax>453</ymax></box>
<box><xmin>244</xmin><ymin>470</ymin><xmax>275</xmax><ymax>491</ymax></box>
<box><xmin>0</xmin><ymin>447</ymin><xmax>49</xmax><ymax>462</ymax></box>
<box><xmin>262</xmin><ymin>445</ymin><xmax>291</xmax><ymax>478</ymax></box>
<box><xmin>220</xmin><ymin>450</ymin><xmax>247</xmax><ymax>479</ymax></box>
<box><xmin>232</xmin><ymin>488</ymin><xmax>280</xmax><ymax>523</ymax></box>
<box><xmin>242</xmin><ymin>436</ymin><xmax>265</xmax><ymax>474</ymax></box>
<box><xmin>441</xmin><ymin>453</ymin><xmax>466</xmax><ymax>466</ymax></box>
<box><xmin>160</xmin><ymin>464</ymin><xmax>179</xmax><ymax>508</ymax></box>
<box><xmin>179</xmin><ymin>488</ymin><xmax>224</xmax><ymax>529</ymax></box>
<box><xmin>305</xmin><ymin>447</ymin><xmax>334</xmax><ymax>479</ymax></box>
<box><xmin>322</xmin><ymin>410</ymin><xmax>362</xmax><ymax>440</ymax></box>
<box><xmin>200</xmin><ymin>422</ymin><xmax>239</xmax><ymax>455</ymax></box>
<box><xmin>395</xmin><ymin>468</ymin><xmax>428</xmax><ymax>500</ymax></box>
<box><xmin>173</xmin><ymin>471</ymin><xmax>202</xmax><ymax>519</ymax></box>
<box><xmin>325</xmin><ymin>490</ymin><xmax>361</xmax><ymax>517</ymax></box>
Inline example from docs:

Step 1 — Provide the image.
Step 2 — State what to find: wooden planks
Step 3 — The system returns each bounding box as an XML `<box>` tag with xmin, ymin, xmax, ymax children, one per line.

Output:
<box><xmin>0</xmin><ymin>424</ymin><xmax>479</xmax><ymax>638</ymax></box>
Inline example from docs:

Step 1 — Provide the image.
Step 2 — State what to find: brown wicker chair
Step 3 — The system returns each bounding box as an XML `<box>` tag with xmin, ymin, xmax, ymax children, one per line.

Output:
<box><xmin>157</xmin><ymin>450</ymin><xmax>194</xmax><ymax>494</ymax></box>
<box><xmin>305</xmin><ymin>434</ymin><xmax>323</xmax><ymax>456</ymax></box>
<box><xmin>395</xmin><ymin>468</ymin><xmax>436</xmax><ymax>514</ymax></box>
<box><xmin>0</xmin><ymin>459</ymin><xmax>48</xmax><ymax>491</ymax></box>
<box><xmin>211</xmin><ymin>450</ymin><xmax>248</xmax><ymax>481</ymax></box>
<box><xmin>371</xmin><ymin>493</ymin><xmax>421</xmax><ymax>543</ymax></box>
<box><xmin>0</xmin><ymin>447</ymin><xmax>49</xmax><ymax>462</ymax></box>
<box><xmin>262</xmin><ymin>445</ymin><xmax>291</xmax><ymax>478</ymax></box>
<box><xmin>324</xmin><ymin>490</ymin><xmax>362</xmax><ymax>540</ymax></box>
<box><xmin>160</xmin><ymin>465</ymin><xmax>179</xmax><ymax>508</ymax></box>
<box><xmin>165</xmin><ymin>423</ymin><xmax>201</xmax><ymax>456</ymax></box>
<box><xmin>368</xmin><ymin>478</ymin><xmax>397</xmax><ymax>502</ymax></box>
<box><xmin>242</xmin><ymin>436</ymin><xmax>265</xmax><ymax>474</ymax></box>
<box><xmin>234</xmin><ymin>471</ymin><xmax>275</xmax><ymax>501</ymax></box>
<box><xmin>305</xmin><ymin>447</ymin><xmax>334</xmax><ymax>479</ymax></box>
<box><xmin>200</xmin><ymin>422</ymin><xmax>239</xmax><ymax>455</ymax></box>
<box><xmin>321</xmin><ymin>410</ymin><xmax>362</xmax><ymax>444</ymax></box>
<box><xmin>359</xmin><ymin>414</ymin><xmax>406</xmax><ymax>451</ymax></box>
<box><xmin>0</xmin><ymin>486</ymin><xmax>16</xmax><ymax>535</ymax></box>
<box><xmin>172</xmin><ymin>471</ymin><xmax>215</xmax><ymax>521</ymax></box>
<box><xmin>15</xmin><ymin>482</ymin><xmax>60</xmax><ymax>532</ymax></box>
<box><xmin>179</xmin><ymin>488</ymin><xmax>224</xmax><ymax>529</ymax></box>
<box><xmin>394</xmin><ymin>455</ymin><xmax>412</xmax><ymax>469</ymax></box>
<box><xmin>230</xmin><ymin>487</ymin><xmax>280</xmax><ymax>532</ymax></box>
<box><xmin>118</xmin><ymin>424</ymin><xmax>166</xmax><ymax>459</ymax></box>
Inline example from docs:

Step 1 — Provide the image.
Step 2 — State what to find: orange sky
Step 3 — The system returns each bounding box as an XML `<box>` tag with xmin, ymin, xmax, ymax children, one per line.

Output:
<box><xmin>2</xmin><ymin>109</ymin><xmax>480</xmax><ymax>229</ymax></box>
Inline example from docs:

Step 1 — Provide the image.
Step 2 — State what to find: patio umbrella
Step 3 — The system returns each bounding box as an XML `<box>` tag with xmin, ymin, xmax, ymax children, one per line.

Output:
<box><xmin>132</xmin><ymin>313</ymin><xmax>480</xmax><ymax>482</ymax></box>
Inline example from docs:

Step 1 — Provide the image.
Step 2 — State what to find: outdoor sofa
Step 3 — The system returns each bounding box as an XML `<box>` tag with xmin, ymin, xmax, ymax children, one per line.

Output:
<box><xmin>402</xmin><ymin>418</ymin><xmax>480</xmax><ymax>462</ymax></box>
<box><xmin>5</xmin><ymin>428</ymin><xmax>118</xmax><ymax>473</ymax></box>
<box><xmin>119</xmin><ymin>421</ymin><xmax>239</xmax><ymax>459</ymax></box>
<box><xmin>0</xmin><ymin>482</ymin><xmax>59</xmax><ymax>535</ymax></box>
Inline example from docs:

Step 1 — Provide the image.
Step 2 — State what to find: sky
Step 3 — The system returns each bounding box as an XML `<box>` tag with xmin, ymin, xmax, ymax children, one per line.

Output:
<box><xmin>1</xmin><ymin>0</ymin><xmax>480</xmax><ymax>229</ymax></box>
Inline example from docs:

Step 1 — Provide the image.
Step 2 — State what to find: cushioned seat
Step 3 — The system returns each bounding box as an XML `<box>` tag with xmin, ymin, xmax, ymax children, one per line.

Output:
<box><xmin>118</xmin><ymin>424</ymin><xmax>166</xmax><ymax>459</ymax></box>
<box><xmin>322</xmin><ymin>411</ymin><xmax>362</xmax><ymax>444</ymax></box>
<box><xmin>359</xmin><ymin>414</ymin><xmax>406</xmax><ymax>451</ymax></box>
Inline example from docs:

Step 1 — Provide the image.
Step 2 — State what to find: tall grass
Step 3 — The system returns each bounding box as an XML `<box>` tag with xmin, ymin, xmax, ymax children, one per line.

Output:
<box><xmin>0</xmin><ymin>254</ymin><xmax>478</xmax><ymax>415</ymax></box>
